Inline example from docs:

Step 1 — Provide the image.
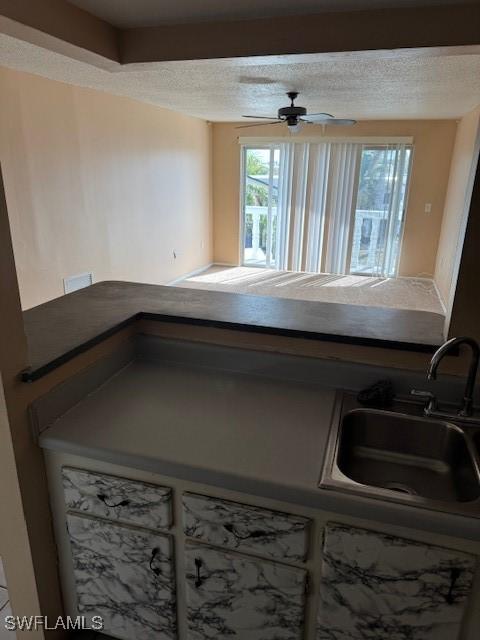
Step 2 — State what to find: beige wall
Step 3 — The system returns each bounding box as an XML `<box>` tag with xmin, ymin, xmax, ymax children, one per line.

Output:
<box><xmin>212</xmin><ymin>120</ymin><xmax>457</xmax><ymax>277</ymax></box>
<box><xmin>434</xmin><ymin>105</ymin><xmax>480</xmax><ymax>308</ymax></box>
<box><xmin>0</xmin><ymin>66</ymin><xmax>213</xmax><ymax>310</ymax></box>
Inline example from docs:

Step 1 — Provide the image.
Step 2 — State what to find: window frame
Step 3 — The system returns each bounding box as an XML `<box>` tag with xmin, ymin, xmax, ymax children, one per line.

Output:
<box><xmin>239</xmin><ymin>144</ymin><xmax>280</xmax><ymax>268</ymax></box>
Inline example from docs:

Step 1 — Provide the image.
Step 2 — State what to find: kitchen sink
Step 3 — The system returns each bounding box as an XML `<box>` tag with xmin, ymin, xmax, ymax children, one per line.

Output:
<box><xmin>338</xmin><ymin>409</ymin><xmax>479</xmax><ymax>502</ymax></box>
<box><xmin>320</xmin><ymin>394</ymin><xmax>480</xmax><ymax>516</ymax></box>
<box><xmin>474</xmin><ymin>430</ymin><xmax>480</xmax><ymax>457</ymax></box>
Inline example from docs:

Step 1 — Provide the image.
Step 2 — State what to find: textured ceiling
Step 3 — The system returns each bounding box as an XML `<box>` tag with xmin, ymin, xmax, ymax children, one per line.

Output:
<box><xmin>67</xmin><ymin>0</ymin><xmax>480</xmax><ymax>27</ymax></box>
<box><xmin>1</xmin><ymin>34</ymin><xmax>479</xmax><ymax>120</ymax></box>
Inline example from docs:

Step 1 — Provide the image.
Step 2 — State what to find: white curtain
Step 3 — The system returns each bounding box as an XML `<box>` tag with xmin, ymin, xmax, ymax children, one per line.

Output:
<box><xmin>273</xmin><ymin>141</ymin><xmax>408</xmax><ymax>277</ymax></box>
<box><xmin>323</xmin><ymin>143</ymin><xmax>360</xmax><ymax>274</ymax></box>
<box><xmin>305</xmin><ymin>143</ymin><xmax>331</xmax><ymax>272</ymax></box>
<box><xmin>290</xmin><ymin>143</ymin><xmax>310</xmax><ymax>271</ymax></box>
<box><xmin>275</xmin><ymin>143</ymin><xmax>294</xmax><ymax>270</ymax></box>
<box><xmin>380</xmin><ymin>143</ymin><xmax>410</xmax><ymax>277</ymax></box>
<box><xmin>275</xmin><ymin>142</ymin><xmax>331</xmax><ymax>271</ymax></box>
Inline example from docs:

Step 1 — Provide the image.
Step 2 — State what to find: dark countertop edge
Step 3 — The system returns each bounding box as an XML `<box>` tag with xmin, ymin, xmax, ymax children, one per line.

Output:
<box><xmin>21</xmin><ymin>310</ymin><xmax>440</xmax><ymax>382</ymax></box>
<box><xmin>39</xmin><ymin>436</ymin><xmax>480</xmax><ymax>543</ymax></box>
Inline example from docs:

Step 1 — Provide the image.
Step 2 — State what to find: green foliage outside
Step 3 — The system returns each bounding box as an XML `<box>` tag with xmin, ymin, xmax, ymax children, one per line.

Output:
<box><xmin>245</xmin><ymin>151</ymin><xmax>269</xmax><ymax>207</ymax></box>
<box><xmin>244</xmin><ymin>151</ymin><xmax>270</xmax><ymax>253</ymax></box>
<box><xmin>246</xmin><ymin>151</ymin><xmax>269</xmax><ymax>176</ymax></box>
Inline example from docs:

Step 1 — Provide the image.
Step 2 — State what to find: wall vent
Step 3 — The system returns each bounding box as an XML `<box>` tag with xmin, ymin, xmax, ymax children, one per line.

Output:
<box><xmin>63</xmin><ymin>272</ymin><xmax>93</xmax><ymax>294</ymax></box>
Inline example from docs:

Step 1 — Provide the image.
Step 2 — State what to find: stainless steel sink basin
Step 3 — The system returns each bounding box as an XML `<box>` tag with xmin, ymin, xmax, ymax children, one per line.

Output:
<box><xmin>474</xmin><ymin>430</ymin><xmax>480</xmax><ymax>458</ymax></box>
<box><xmin>320</xmin><ymin>394</ymin><xmax>480</xmax><ymax>516</ymax></box>
<box><xmin>338</xmin><ymin>409</ymin><xmax>479</xmax><ymax>502</ymax></box>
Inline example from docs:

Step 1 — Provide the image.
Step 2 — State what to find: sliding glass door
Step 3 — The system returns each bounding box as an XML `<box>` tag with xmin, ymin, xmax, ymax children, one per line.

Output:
<box><xmin>241</xmin><ymin>141</ymin><xmax>412</xmax><ymax>277</ymax></box>
<box><xmin>349</xmin><ymin>145</ymin><xmax>412</xmax><ymax>277</ymax></box>
<box><xmin>242</xmin><ymin>146</ymin><xmax>280</xmax><ymax>267</ymax></box>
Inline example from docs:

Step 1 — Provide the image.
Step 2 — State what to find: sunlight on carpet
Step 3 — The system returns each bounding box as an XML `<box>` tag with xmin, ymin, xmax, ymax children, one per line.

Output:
<box><xmin>176</xmin><ymin>266</ymin><xmax>445</xmax><ymax>315</ymax></box>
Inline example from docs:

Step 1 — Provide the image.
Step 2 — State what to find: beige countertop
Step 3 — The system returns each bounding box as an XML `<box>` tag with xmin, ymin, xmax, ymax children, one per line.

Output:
<box><xmin>40</xmin><ymin>359</ymin><xmax>334</xmax><ymax>491</ymax></box>
<box><xmin>39</xmin><ymin>357</ymin><xmax>480</xmax><ymax>541</ymax></box>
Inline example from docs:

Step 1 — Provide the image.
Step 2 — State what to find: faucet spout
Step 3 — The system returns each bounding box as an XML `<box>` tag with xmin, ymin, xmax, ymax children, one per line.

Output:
<box><xmin>428</xmin><ymin>336</ymin><xmax>480</xmax><ymax>416</ymax></box>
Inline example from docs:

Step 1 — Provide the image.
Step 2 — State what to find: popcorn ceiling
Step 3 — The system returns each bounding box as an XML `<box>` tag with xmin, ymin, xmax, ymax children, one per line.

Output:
<box><xmin>0</xmin><ymin>32</ymin><xmax>479</xmax><ymax>121</ymax></box>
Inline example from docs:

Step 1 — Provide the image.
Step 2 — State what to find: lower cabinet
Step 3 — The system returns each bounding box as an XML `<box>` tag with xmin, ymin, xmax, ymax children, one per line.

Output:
<box><xmin>67</xmin><ymin>513</ymin><xmax>177</xmax><ymax>640</ymax></box>
<box><xmin>185</xmin><ymin>541</ymin><xmax>307</xmax><ymax>640</ymax></box>
<box><xmin>59</xmin><ymin>468</ymin><xmax>477</xmax><ymax>640</ymax></box>
<box><xmin>317</xmin><ymin>523</ymin><xmax>477</xmax><ymax>640</ymax></box>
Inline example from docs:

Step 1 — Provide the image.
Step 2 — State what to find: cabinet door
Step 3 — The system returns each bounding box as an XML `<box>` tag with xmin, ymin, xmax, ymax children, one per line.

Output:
<box><xmin>67</xmin><ymin>514</ymin><xmax>176</xmax><ymax>640</ymax></box>
<box><xmin>185</xmin><ymin>541</ymin><xmax>306</xmax><ymax>640</ymax></box>
<box><xmin>317</xmin><ymin>522</ymin><xmax>476</xmax><ymax>640</ymax></box>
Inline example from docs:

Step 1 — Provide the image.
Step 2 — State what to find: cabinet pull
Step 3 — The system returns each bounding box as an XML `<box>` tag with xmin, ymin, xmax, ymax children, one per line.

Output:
<box><xmin>97</xmin><ymin>493</ymin><xmax>130</xmax><ymax>508</ymax></box>
<box><xmin>446</xmin><ymin>568</ymin><xmax>461</xmax><ymax>604</ymax></box>
<box><xmin>149</xmin><ymin>547</ymin><xmax>161</xmax><ymax>576</ymax></box>
<box><xmin>224</xmin><ymin>523</ymin><xmax>268</xmax><ymax>540</ymax></box>
<box><xmin>194</xmin><ymin>558</ymin><xmax>203</xmax><ymax>588</ymax></box>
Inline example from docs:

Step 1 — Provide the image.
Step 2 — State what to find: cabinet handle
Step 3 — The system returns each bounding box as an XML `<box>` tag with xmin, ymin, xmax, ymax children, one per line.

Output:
<box><xmin>194</xmin><ymin>558</ymin><xmax>203</xmax><ymax>588</ymax></box>
<box><xmin>223</xmin><ymin>523</ymin><xmax>268</xmax><ymax>540</ymax></box>
<box><xmin>446</xmin><ymin>568</ymin><xmax>461</xmax><ymax>604</ymax></box>
<box><xmin>149</xmin><ymin>547</ymin><xmax>161</xmax><ymax>576</ymax></box>
<box><xmin>97</xmin><ymin>493</ymin><xmax>130</xmax><ymax>508</ymax></box>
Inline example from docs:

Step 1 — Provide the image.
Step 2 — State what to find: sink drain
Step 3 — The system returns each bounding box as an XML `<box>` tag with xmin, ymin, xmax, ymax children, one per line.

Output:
<box><xmin>383</xmin><ymin>482</ymin><xmax>418</xmax><ymax>496</ymax></box>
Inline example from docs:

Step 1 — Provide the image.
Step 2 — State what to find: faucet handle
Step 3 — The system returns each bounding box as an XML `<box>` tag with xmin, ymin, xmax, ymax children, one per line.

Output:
<box><xmin>410</xmin><ymin>389</ymin><xmax>437</xmax><ymax>414</ymax></box>
<box><xmin>410</xmin><ymin>389</ymin><xmax>435</xmax><ymax>399</ymax></box>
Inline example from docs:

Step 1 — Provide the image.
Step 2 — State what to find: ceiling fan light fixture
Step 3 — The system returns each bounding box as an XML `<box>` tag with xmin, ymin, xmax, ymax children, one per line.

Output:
<box><xmin>287</xmin><ymin>120</ymin><xmax>303</xmax><ymax>134</ymax></box>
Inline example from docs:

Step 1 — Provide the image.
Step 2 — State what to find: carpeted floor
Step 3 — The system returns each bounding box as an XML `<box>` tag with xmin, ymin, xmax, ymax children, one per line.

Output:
<box><xmin>175</xmin><ymin>266</ymin><xmax>445</xmax><ymax>315</ymax></box>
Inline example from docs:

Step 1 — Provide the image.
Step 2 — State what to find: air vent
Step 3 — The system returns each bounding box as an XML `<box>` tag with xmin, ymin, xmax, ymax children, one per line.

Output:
<box><xmin>63</xmin><ymin>272</ymin><xmax>93</xmax><ymax>294</ymax></box>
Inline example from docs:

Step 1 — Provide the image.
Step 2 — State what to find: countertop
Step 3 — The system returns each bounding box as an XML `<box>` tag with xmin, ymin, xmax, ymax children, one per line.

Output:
<box><xmin>23</xmin><ymin>280</ymin><xmax>445</xmax><ymax>380</ymax></box>
<box><xmin>40</xmin><ymin>359</ymin><xmax>332</xmax><ymax>492</ymax></box>
<box><xmin>39</xmin><ymin>358</ymin><xmax>480</xmax><ymax>541</ymax></box>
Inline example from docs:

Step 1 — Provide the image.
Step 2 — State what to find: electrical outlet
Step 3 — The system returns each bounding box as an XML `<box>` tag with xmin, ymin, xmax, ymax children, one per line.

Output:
<box><xmin>424</xmin><ymin>203</ymin><xmax>432</xmax><ymax>213</ymax></box>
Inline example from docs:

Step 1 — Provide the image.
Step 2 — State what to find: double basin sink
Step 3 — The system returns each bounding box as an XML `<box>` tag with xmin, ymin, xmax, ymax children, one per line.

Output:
<box><xmin>320</xmin><ymin>393</ymin><xmax>480</xmax><ymax>516</ymax></box>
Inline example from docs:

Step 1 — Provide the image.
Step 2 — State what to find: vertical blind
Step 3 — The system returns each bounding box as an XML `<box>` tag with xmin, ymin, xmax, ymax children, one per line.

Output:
<box><xmin>250</xmin><ymin>140</ymin><xmax>411</xmax><ymax>278</ymax></box>
<box><xmin>323</xmin><ymin>143</ymin><xmax>360</xmax><ymax>274</ymax></box>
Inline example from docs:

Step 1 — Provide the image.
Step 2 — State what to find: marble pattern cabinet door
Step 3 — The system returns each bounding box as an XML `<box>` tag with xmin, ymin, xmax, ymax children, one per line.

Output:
<box><xmin>317</xmin><ymin>522</ymin><xmax>477</xmax><ymax>640</ymax></box>
<box><xmin>63</xmin><ymin>467</ymin><xmax>172</xmax><ymax>530</ymax></box>
<box><xmin>183</xmin><ymin>492</ymin><xmax>310</xmax><ymax>563</ymax></box>
<box><xmin>67</xmin><ymin>514</ymin><xmax>176</xmax><ymax>640</ymax></box>
<box><xmin>185</xmin><ymin>541</ymin><xmax>306</xmax><ymax>640</ymax></box>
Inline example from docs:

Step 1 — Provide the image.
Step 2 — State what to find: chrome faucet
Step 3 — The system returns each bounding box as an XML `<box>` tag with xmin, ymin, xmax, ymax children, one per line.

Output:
<box><xmin>428</xmin><ymin>336</ymin><xmax>479</xmax><ymax>417</ymax></box>
<box><xmin>412</xmin><ymin>336</ymin><xmax>480</xmax><ymax>423</ymax></box>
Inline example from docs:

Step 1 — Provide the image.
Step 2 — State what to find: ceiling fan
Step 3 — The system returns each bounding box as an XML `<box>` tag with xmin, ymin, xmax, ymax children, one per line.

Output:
<box><xmin>238</xmin><ymin>91</ymin><xmax>357</xmax><ymax>133</ymax></box>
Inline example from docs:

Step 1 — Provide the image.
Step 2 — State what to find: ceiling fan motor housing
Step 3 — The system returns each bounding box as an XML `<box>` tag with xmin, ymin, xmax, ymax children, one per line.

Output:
<box><xmin>278</xmin><ymin>105</ymin><xmax>307</xmax><ymax>120</ymax></box>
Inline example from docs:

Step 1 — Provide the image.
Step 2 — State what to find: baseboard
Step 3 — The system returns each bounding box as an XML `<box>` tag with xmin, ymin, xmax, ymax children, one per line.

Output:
<box><xmin>396</xmin><ymin>275</ymin><xmax>434</xmax><ymax>282</ymax></box>
<box><xmin>167</xmin><ymin>263</ymin><xmax>213</xmax><ymax>286</ymax></box>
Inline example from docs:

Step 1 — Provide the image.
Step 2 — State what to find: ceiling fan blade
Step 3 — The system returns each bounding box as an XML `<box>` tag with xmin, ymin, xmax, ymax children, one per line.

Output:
<box><xmin>241</xmin><ymin>115</ymin><xmax>279</xmax><ymax>119</ymax></box>
<box><xmin>300</xmin><ymin>112</ymin><xmax>334</xmax><ymax>122</ymax></box>
<box><xmin>305</xmin><ymin>118</ymin><xmax>357</xmax><ymax>127</ymax></box>
<box><xmin>235</xmin><ymin>121</ymin><xmax>282</xmax><ymax>129</ymax></box>
<box><xmin>324</xmin><ymin>118</ymin><xmax>357</xmax><ymax>126</ymax></box>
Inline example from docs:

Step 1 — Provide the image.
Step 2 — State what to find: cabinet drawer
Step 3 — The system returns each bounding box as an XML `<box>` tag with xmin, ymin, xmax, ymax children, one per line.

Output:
<box><xmin>62</xmin><ymin>467</ymin><xmax>172</xmax><ymax>530</ymax></box>
<box><xmin>183</xmin><ymin>493</ymin><xmax>310</xmax><ymax>563</ymax></box>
